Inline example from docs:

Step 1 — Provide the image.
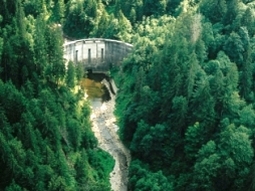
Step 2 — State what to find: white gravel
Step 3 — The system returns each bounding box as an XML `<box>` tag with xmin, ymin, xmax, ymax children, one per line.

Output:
<box><xmin>90</xmin><ymin>81</ymin><xmax>131</xmax><ymax>191</ymax></box>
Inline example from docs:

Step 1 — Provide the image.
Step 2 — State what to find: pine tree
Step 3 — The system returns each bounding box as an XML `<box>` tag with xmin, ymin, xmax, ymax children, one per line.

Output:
<box><xmin>52</xmin><ymin>0</ymin><xmax>65</xmax><ymax>24</ymax></box>
<box><xmin>34</xmin><ymin>14</ymin><xmax>47</xmax><ymax>77</ymax></box>
<box><xmin>199</xmin><ymin>0</ymin><xmax>227</xmax><ymax>23</ymax></box>
<box><xmin>66</xmin><ymin>61</ymin><xmax>76</xmax><ymax>88</ymax></box>
<box><xmin>45</xmin><ymin>25</ymin><xmax>65</xmax><ymax>85</ymax></box>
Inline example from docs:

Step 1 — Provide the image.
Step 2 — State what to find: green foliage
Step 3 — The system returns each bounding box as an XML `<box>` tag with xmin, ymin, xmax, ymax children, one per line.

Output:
<box><xmin>0</xmin><ymin>1</ymin><xmax>114</xmax><ymax>190</ymax></box>
<box><xmin>0</xmin><ymin>1</ymin><xmax>36</xmax><ymax>86</ymax></box>
<box><xmin>130</xmin><ymin>121</ymin><xmax>171</xmax><ymax>166</ymax></box>
<box><xmin>23</xmin><ymin>0</ymin><xmax>45</xmax><ymax>17</ymax></box>
<box><xmin>3</xmin><ymin>0</ymin><xmax>255</xmax><ymax>190</ymax></box>
<box><xmin>115</xmin><ymin>10</ymin><xmax>132</xmax><ymax>42</ymax></box>
<box><xmin>63</xmin><ymin>0</ymin><xmax>99</xmax><ymax>38</ymax></box>
<box><xmin>5</xmin><ymin>180</ymin><xmax>23</xmax><ymax>191</ymax></box>
<box><xmin>113</xmin><ymin>1</ymin><xmax>255</xmax><ymax>190</ymax></box>
<box><xmin>76</xmin><ymin>61</ymin><xmax>85</xmax><ymax>81</ymax></box>
<box><xmin>0</xmin><ymin>36</ymin><xmax>3</xmax><ymax>64</ymax></box>
<box><xmin>44</xmin><ymin>25</ymin><xmax>65</xmax><ymax>85</ymax></box>
<box><xmin>185</xmin><ymin>122</ymin><xmax>205</xmax><ymax>160</ymax></box>
<box><xmin>86</xmin><ymin>149</ymin><xmax>114</xmax><ymax>190</ymax></box>
<box><xmin>51</xmin><ymin>0</ymin><xmax>65</xmax><ymax>24</ymax></box>
<box><xmin>200</xmin><ymin>0</ymin><xmax>227</xmax><ymax>23</ymax></box>
<box><xmin>224</xmin><ymin>32</ymin><xmax>245</xmax><ymax>64</ymax></box>
<box><xmin>143</xmin><ymin>0</ymin><xmax>167</xmax><ymax>16</ymax></box>
<box><xmin>66</xmin><ymin>61</ymin><xmax>76</xmax><ymax>88</ymax></box>
<box><xmin>128</xmin><ymin>160</ymin><xmax>173</xmax><ymax>191</ymax></box>
<box><xmin>192</xmin><ymin>124</ymin><xmax>253</xmax><ymax>190</ymax></box>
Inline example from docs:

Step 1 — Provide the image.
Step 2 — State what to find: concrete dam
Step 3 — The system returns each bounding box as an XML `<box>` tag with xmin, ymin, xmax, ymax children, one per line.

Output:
<box><xmin>64</xmin><ymin>38</ymin><xmax>133</xmax><ymax>72</ymax></box>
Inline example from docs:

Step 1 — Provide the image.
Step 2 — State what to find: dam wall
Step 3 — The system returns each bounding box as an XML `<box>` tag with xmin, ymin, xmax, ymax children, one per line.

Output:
<box><xmin>64</xmin><ymin>38</ymin><xmax>133</xmax><ymax>72</ymax></box>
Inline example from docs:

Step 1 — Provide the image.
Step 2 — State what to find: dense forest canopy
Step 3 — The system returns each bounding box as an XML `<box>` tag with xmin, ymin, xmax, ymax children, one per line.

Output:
<box><xmin>2</xmin><ymin>0</ymin><xmax>255</xmax><ymax>190</ymax></box>
<box><xmin>111</xmin><ymin>0</ymin><xmax>255</xmax><ymax>190</ymax></box>
<box><xmin>0</xmin><ymin>0</ymin><xmax>114</xmax><ymax>190</ymax></box>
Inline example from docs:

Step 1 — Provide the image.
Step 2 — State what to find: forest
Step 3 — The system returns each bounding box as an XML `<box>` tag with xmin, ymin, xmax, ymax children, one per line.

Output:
<box><xmin>1</xmin><ymin>0</ymin><xmax>255</xmax><ymax>190</ymax></box>
<box><xmin>0</xmin><ymin>0</ymin><xmax>114</xmax><ymax>190</ymax></box>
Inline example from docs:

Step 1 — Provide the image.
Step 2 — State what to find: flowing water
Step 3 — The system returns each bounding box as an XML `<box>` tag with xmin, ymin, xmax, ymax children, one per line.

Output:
<box><xmin>80</xmin><ymin>73</ymin><xmax>130</xmax><ymax>191</ymax></box>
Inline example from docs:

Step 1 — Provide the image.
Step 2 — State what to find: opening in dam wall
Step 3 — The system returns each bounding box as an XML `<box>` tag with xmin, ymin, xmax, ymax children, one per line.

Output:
<box><xmin>63</xmin><ymin>38</ymin><xmax>133</xmax><ymax>73</ymax></box>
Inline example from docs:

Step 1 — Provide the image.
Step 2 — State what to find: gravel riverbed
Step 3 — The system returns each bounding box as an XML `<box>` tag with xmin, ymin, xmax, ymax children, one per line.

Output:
<box><xmin>90</xmin><ymin>82</ymin><xmax>131</xmax><ymax>191</ymax></box>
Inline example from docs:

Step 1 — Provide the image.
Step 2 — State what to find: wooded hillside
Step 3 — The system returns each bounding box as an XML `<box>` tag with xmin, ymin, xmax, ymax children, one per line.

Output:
<box><xmin>0</xmin><ymin>0</ymin><xmax>113</xmax><ymax>190</ymax></box>
<box><xmin>1</xmin><ymin>0</ymin><xmax>255</xmax><ymax>190</ymax></box>
<box><xmin>112</xmin><ymin>0</ymin><xmax>255</xmax><ymax>190</ymax></box>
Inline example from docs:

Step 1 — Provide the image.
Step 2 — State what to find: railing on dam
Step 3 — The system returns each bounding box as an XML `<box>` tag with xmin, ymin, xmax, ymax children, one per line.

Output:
<box><xmin>63</xmin><ymin>38</ymin><xmax>133</xmax><ymax>72</ymax></box>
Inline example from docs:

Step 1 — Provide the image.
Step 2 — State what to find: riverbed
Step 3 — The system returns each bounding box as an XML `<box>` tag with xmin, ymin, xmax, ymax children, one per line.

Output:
<box><xmin>80</xmin><ymin>73</ymin><xmax>131</xmax><ymax>191</ymax></box>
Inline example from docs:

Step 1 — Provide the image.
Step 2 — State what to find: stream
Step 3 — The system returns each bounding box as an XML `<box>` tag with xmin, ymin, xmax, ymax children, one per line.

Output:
<box><xmin>81</xmin><ymin>73</ymin><xmax>131</xmax><ymax>191</ymax></box>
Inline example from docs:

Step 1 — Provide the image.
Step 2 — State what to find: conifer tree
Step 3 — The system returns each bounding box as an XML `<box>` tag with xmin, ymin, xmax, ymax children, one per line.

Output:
<box><xmin>52</xmin><ymin>0</ymin><xmax>65</xmax><ymax>24</ymax></box>
<box><xmin>66</xmin><ymin>61</ymin><xmax>76</xmax><ymax>88</ymax></box>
